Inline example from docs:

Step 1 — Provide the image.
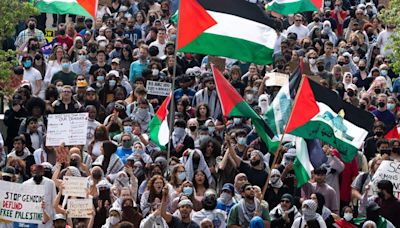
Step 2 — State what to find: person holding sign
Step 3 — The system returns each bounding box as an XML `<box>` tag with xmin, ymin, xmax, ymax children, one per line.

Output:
<box><xmin>22</xmin><ymin>164</ymin><xmax>56</xmax><ymax>228</ymax></box>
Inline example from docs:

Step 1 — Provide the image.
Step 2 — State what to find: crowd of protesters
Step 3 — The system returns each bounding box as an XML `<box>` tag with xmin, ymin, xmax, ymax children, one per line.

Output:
<box><xmin>0</xmin><ymin>0</ymin><xmax>400</xmax><ymax>227</ymax></box>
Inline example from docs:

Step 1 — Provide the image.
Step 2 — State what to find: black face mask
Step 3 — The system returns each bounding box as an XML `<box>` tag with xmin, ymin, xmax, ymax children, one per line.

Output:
<box><xmin>90</xmin><ymin>46</ymin><xmax>97</xmax><ymax>53</ymax></box>
<box><xmin>30</xmin><ymin>45</ymin><xmax>38</xmax><ymax>51</ymax></box>
<box><xmin>29</xmin><ymin>24</ymin><xmax>35</xmax><ymax>30</ymax></box>
<box><xmin>393</xmin><ymin>147</ymin><xmax>400</xmax><ymax>154</ymax></box>
<box><xmin>33</xmin><ymin>174</ymin><xmax>43</xmax><ymax>184</ymax></box>
<box><xmin>317</xmin><ymin>65</ymin><xmax>325</xmax><ymax>72</ymax></box>
<box><xmin>314</xmin><ymin>17</ymin><xmax>320</xmax><ymax>22</ymax></box>
<box><xmin>188</xmin><ymin>126</ymin><xmax>197</xmax><ymax>132</ymax></box>
<box><xmin>115</xmin><ymin>46</ymin><xmax>122</xmax><ymax>51</ymax></box>
<box><xmin>338</xmin><ymin>62</ymin><xmax>345</xmax><ymax>66</ymax></box>
<box><xmin>359</xmin><ymin>66</ymin><xmax>366</xmax><ymax>71</ymax></box>
<box><xmin>2</xmin><ymin>176</ymin><xmax>12</xmax><ymax>182</ymax></box>
<box><xmin>69</xmin><ymin>159</ymin><xmax>78</xmax><ymax>167</ymax></box>
<box><xmin>99</xmin><ymin>189</ymin><xmax>111</xmax><ymax>200</ymax></box>
<box><xmin>59</xmin><ymin>30</ymin><xmax>66</xmax><ymax>36</ymax></box>
<box><xmin>378</xmin><ymin>101</ymin><xmax>385</xmax><ymax>108</ymax></box>
<box><xmin>303</xmin><ymin>43</ymin><xmax>311</xmax><ymax>49</ymax></box>
<box><xmin>359</xmin><ymin>104</ymin><xmax>366</xmax><ymax>110</ymax></box>
<box><xmin>86</xmin><ymin>23</ymin><xmax>93</xmax><ymax>29</ymax></box>
<box><xmin>347</xmin><ymin>91</ymin><xmax>355</xmax><ymax>97</ymax></box>
<box><xmin>375</xmin><ymin>131</ymin><xmax>384</xmax><ymax>137</ymax></box>
<box><xmin>250</xmin><ymin>159</ymin><xmax>261</xmax><ymax>167</ymax></box>
<box><xmin>122</xmin><ymin>205</ymin><xmax>135</xmax><ymax>214</ymax></box>
<box><xmin>374</xmin><ymin>88</ymin><xmax>381</xmax><ymax>94</ymax></box>
<box><xmin>203</xmin><ymin>196</ymin><xmax>217</xmax><ymax>210</ymax></box>
<box><xmin>276</xmin><ymin>64</ymin><xmax>284</xmax><ymax>70</ymax></box>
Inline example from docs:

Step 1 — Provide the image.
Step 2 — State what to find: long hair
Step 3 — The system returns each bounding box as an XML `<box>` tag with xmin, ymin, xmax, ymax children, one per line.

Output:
<box><xmin>169</xmin><ymin>164</ymin><xmax>185</xmax><ymax>188</ymax></box>
<box><xmin>192</xmin><ymin>169</ymin><xmax>209</xmax><ymax>190</ymax></box>
<box><xmin>146</xmin><ymin>175</ymin><xmax>164</xmax><ymax>203</ymax></box>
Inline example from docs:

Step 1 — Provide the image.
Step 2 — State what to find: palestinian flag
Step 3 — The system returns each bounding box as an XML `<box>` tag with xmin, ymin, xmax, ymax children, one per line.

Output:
<box><xmin>212</xmin><ymin>66</ymin><xmax>280</xmax><ymax>153</ymax></box>
<box><xmin>177</xmin><ymin>0</ymin><xmax>278</xmax><ymax>65</ymax></box>
<box><xmin>384</xmin><ymin>123</ymin><xmax>400</xmax><ymax>139</ymax></box>
<box><xmin>293</xmin><ymin>137</ymin><xmax>314</xmax><ymax>187</ymax></box>
<box><xmin>149</xmin><ymin>95</ymin><xmax>171</xmax><ymax>150</ymax></box>
<box><xmin>285</xmin><ymin>77</ymin><xmax>374</xmax><ymax>162</ymax></box>
<box><xmin>34</xmin><ymin>0</ymin><xmax>98</xmax><ymax>18</ymax></box>
<box><xmin>266</xmin><ymin>0</ymin><xmax>323</xmax><ymax>15</ymax></box>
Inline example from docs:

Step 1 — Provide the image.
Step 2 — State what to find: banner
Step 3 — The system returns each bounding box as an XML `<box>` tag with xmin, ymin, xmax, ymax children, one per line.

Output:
<box><xmin>46</xmin><ymin>113</ymin><xmax>89</xmax><ymax>146</ymax></box>
<box><xmin>265</xmin><ymin>72</ymin><xmax>289</xmax><ymax>87</ymax></box>
<box><xmin>67</xmin><ymin>199</ymin><xmax>93</xmax><ymax>218</ymax></box>
<box><xmin>0</xmin><ymin>181</ymin><xmax>44</xmax><ymax>224</ymax></box>
<box><xmin>371</xmin><ymin>160</ymin><xmax>400</xmax><ymax>198</ymax></box>
<box><xmin>146</xmin><ymin>80</ymin><xmax>171</xmax><ymax>97</ymax></box>
<box><xmin>63</xmin><ymin>176</ymin><xmax>88</xmax><ymax>198</ymax></box>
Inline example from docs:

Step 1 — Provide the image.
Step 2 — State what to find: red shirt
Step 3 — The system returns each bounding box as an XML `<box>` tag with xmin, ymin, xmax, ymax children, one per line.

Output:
<box><xmin>336</xmin><ymin>219</ymin><xmax>357</xmax><ymax>228</ymax></box>
<box><xmin>56</xmin><ymin>35</ymin><xmax>73</xmax><ymax>50</ymax></box>
<box><xmin>333</xmin><ymin>150</ymin><xmax>359</xmax><ymax>202</ymax></box>
<box><xmin>331</xmin><ymin>10</ymin><xmax>348</xmax><ymax>36</ymax></box>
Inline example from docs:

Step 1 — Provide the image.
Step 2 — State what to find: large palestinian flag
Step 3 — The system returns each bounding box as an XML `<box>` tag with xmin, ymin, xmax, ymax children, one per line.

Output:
<box><xmin>285</xmin><ymin>77</ymin><xmax>374</xmax><ymax>162</ymax></box>
<box><xmin>149</xmin><ymin>95</ymin><xmax>171</xmax><ymax>150</ymax></box>
<box><xmin>34</xmin><ymin>0</ymin><xmax>98</xmax><ymax>18</ymax></box>
<box><xmin>267</xmin><ymin>0</ymin><xmax>323</xmax><ymax>15</ymax></box>
<box><xmin>212</xmin><ymin>66</ymin><xmax>280</xmax><ymax>153</ymax></box>
<box><xmin>177</xmin><ymin>0</ymin><xmax>278</xmax><ymax>65</ymax></box>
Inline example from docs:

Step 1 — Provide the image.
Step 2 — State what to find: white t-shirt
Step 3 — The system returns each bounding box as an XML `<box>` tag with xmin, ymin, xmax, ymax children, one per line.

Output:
<box><xmin>149</xmin><ymin>40</ymin><xmax>167</xmax><ymax>58</ymax></box>
<box><xmin>376</xmin><ymin>30</ymin><xmax>394</xmax><ymax>57</ymax></box>
<box><xmin>23</xmin><ymin>67</ymin><xmax>42</xmax><ymax>94</ymax></box>
<box><xmin>287</xmin><ymin>24</ymin><xmax>310</xmax><ymax>40</ymax></box>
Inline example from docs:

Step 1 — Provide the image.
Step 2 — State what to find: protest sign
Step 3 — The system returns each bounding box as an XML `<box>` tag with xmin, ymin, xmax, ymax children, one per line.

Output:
<box><xmin>63</xmin><ymin>176</ymin><xmax>88</xmax><ymax>198</ymax></box>
<box><xmin>67</xmin><ymin>199</ymin><xmax>93</xmax><ymax>218</ymax></box>
<box><xmin>265</xmin><ymin>72</ymin><xmax>289</xmax><ymax>87</ymax></box>
<box><xmin>371</xmin><ymin>160</ymin><xmax>400</xmax><ymax>198</ymax></box>
<box><xmin>0</xmin><ymin>180</ymin><xmax>44</xmax><ymax>224</ymax></box>
<box><xmin>44</xmin><ymin>29</ymin><xmax>55</xmax><ymax>43</ymax></box>
<box><xmin>146</xmin><ymin>80</ymin><xmax>171</xmax><ymax>97</ymax></box>
<box><xmin>46</xmin><ymin>113</ymin><xmax>89</xmax><ymax>146</ymax></box>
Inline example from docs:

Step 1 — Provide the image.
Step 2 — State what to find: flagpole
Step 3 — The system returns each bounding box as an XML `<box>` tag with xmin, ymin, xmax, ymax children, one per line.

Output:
<box><xmin>262</xmin><ymin>74</ymin><xmax>306</xmax><ymax>197</ymax></box>
<box><xmin>167</xmin><ymin>6</ymin><xmax>182</xmax><ymax>163</ymax></box>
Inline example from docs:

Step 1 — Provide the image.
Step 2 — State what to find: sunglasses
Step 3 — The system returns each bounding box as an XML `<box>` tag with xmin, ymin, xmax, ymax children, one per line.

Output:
<box><xmin>281</xmin><ymin>199</ymin><xmax>290</xmax><ymax>203</ymax></box>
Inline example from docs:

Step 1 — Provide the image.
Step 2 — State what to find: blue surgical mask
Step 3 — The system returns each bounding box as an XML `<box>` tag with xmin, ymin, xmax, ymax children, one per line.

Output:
<box><xmin>62</xmin><ymin>63</ymin><xmax>70</xmax><ymax>69</ymax></box>
<box><xmin>123</xmin><ymin>126</ymin><xmax>132</xmax><ymax>133</ymax></box>
<box><xmin>97</xmin><ymin>76</ymin><xmax>105</xmax><ymax>81</ymax></box>
<box><xmin>381</xmin><ymin>70</ymin><xmax>388</xmax><ymax>76</ymax></box>
<box><xmin>177</xmin><ymin>171</ymin><xmax>186</xmax><ymax>181</ymax></box>
<box><xmin>23</xmin><ymin>60</ymin><xmax>32</xmax><ymax>68</ymax></box>
<box><xmin>208</xmin><ymin>127</ymin><xmax>215</xmax><ymax>134</ymax></box>
<box><xmin>109</xmin><ymin>79</ymin><xmax>116</xmax><ymax>87</ymax></box>
<box><xmin>233</xmin><ymin>118</ymin><xmax>241</xmax><ymax>125</ymax></box>
<box><xmin>387</xmin><ymin>103</ymin><xmax>395</xmax><ymax>110</ymax></box>
<box><xmin>183</xmin><ymin>186</ymin><xmax>193</xmax><ymax>196</ymax></box>
<box><xmin>237</xmin><ymin>137</ymin><xmax>246</xmax><ymax>145</ymax></box>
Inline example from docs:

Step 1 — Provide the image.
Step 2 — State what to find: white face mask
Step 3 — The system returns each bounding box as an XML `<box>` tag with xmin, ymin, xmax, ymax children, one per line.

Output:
<box><xmin>309</xmin><ymin>58</ymin><xmax>316</xmax><ymax>64</ymax></box>
<box><xmin>109</xmin><ymin>216</ymin><xmax>120</xmax><ymax>225</ymax></box>
<box><xmin>343</xmin><ymin>212</ymin><xmax>353</xmax><ymax>221</ymax></box>
<box><xmin>152</xmin><ymin>69</ymin><xmax>159</xmax><ymax>76</ymax></box>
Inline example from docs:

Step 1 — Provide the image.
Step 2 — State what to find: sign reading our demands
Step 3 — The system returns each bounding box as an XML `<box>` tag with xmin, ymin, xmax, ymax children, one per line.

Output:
<box><xmin>46</xmin><ymin>113</ymin><xmax>89</xmax><ymax>146</ymax></box>
<box><xmin>371</xmin><ymin>160</ymin><xmax>400</xmax><ymax>198</ymax></box>
<box><xmin>0</xmin><ymin>181</ymin><xmax>44</xmax><ymax>224</ymax></box>
<box><xmin>146</xmin><ymin>80</ymin><xmax>171</xmax><ymax>97</ymax></box>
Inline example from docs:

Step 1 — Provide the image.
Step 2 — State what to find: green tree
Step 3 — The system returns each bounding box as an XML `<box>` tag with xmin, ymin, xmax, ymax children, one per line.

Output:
<box><xmin>0</xmin><ymin>0</ymin><xmax>39</xmax><ymax>96</ymax></box>
<box><xmin>379</xmin><ymin>2</ymin><xmax>400</xmax><ymax>73</ymax></box>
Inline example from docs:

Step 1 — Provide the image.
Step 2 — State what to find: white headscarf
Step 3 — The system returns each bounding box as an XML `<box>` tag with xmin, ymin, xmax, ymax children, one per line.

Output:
<box><xmin>181</xmin><ymin>149</ymin><xmax>214</xmax><ymax>185</ymax></box>
<box><xmin>258</xmin><ymin>94</ymin><xmax>270</xmax><ymax>114</ymax></box>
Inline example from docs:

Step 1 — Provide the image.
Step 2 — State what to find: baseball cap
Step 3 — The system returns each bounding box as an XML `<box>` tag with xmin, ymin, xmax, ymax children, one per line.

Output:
<box><xmin>178</xmin><ymin>199</ymin><xmax>193</xmax><ymax>208</ymax></box>
<box><xmin>53</xmin><ymin>214</ymin><xmax>66</xmax><ymax>221</ymax></box>
<box><xmin>222</xmin><ymin>183</ymin><xmax>234</xmax><ymax>193</ymax></box>
<box><xmin>111</xmin><ymin>58</ymin><xmax>120</xmax><ymax>64</ymax></box>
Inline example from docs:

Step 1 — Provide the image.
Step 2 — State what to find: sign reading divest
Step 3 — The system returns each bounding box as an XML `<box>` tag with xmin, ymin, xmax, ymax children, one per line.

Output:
<box><xmin>63</xmin><ymin>176</ymin><xmax>88</xmax><ymax>198</ymax></box>
<box><xmin>146</xmin><ymin>80</ymin><xmax>171</xmax><ymax>96</ymax></box>
<box><xmin>67</xmin><ymin>199</ymin><xmax>93</xmax><ymax>218</ymax></box>
<box><xmin>46</xmin><ymin>113</ymin><xmax>89</xmax><ymax>146</ymax></box>
<box><xmin>372</xmin><ymin>160</ymin><xmax>400</xmax><ymax>198</ymax></box>
<box><xmin>0</xmin><ymin>181</ymin><xmax>44</xmax><ymax>224</ymax></box>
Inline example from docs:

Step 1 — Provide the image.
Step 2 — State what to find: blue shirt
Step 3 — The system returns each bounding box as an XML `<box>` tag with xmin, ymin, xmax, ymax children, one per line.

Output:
<box><xmin>372</xmin><ymin>109</ymin><xmax>396</xmax><ymax>128</ymax></box>
<box><xmin>115</xmin><ymin>147</ymin><xmax>133</xmax><ymax>165</ymax></box>
<box><xmin>174</xmin><ymin>88</ymin><xmax>196</xmax><ymax>103</ymax></box>
<box><xmin>216</xmin><ymin>199</ymin><xmax>236</xmax><ymax>215</ymax></box>
<box><xmin>129</xmin><ymin>59</ymin><xmax>149</xmax><ymax>81</ymax></box>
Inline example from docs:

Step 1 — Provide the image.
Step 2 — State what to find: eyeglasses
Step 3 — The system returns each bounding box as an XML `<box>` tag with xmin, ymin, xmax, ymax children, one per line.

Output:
<box><xmin>281</xmin><ymin>199</ymin><xmax>290</xmax><ymax>203</ymax></box>
<box><xmin>309</xmin><ymin>57</ymin><xmax>317</xmax><ymax>59</ymax></box>
<box><xmin>77</xmin><ymin>78</ymin><xmax>85</xmax><ymax>81</ymax></box>
<box><xmin>245</xmin><ymin>187</ymin><xmax>254</xmax><ymax>191</ymax></box>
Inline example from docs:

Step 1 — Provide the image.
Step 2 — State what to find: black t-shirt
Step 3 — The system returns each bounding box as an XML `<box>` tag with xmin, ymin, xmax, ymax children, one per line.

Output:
<box><xmin>168</xmin><ymin>216</ymin><xmax>200</xmax><ymax>228</ymax></box>
<box><xmin>89</xmin><ymin>63</ymin><xmax>111</xmax><ymax>76</ymax></box>
<box><xmin>239</xmin><ymin>161</ymin><xmax>268</xmax><ymax>189</ymax></box>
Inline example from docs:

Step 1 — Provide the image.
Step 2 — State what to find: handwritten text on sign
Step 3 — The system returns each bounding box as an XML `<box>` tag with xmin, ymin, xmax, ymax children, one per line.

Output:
<box><xmin>146</xmin><ymin>80</ymin><xmax>171</xmax><ymax>96</ymax></box>
<box><xmin>67</xmin><ymin>199</ymin><xmax>93</xmax><ymax>218</ymax></box>
<box><xmin>0</xmin><ymin>180</ymin><xmax>44</xmax><ymax>224</ymax></box>
<box><xmin>372</xmin><ymin>160</ymin><xmax>400</xmax><ymax>197</ymax></box>
<box><xmin>46</xmin><ymin>113</ymin><xmax>89</xmax><ymax>146</ymax></box>
<box><xmin>63</xmin><ymin>176</ymin><xmax>88</xmax><ymax>198</ymax></box>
